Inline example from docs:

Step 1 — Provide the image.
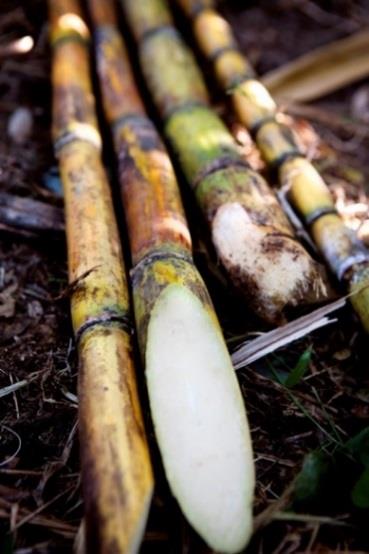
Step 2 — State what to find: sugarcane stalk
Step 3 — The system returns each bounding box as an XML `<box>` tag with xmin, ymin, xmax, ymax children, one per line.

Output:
<box><xmin>49</xmin><ymin>1</ymin><xmax>154</xmax><ymax>552</ymax></box>
<box><xmin>120</xmin><ymin>0</ymin><xmax>326</xmax><ymax>325</ymax></box>
<box><xmin>88</xmin><ymin>1</ymin><xmax>255</xmax><ymax>551</ymax></box>
<box><xmin>175</xmin><ymin>0</ymin><xmax>369</xmax><ymax>332</ymax></box>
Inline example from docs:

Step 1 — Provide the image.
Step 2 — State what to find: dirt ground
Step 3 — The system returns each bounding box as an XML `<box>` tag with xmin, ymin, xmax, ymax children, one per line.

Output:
<box><xmin>1</xmin><ymin>0</ymin><xmax>369</xmax><ymax>552</ymax></box>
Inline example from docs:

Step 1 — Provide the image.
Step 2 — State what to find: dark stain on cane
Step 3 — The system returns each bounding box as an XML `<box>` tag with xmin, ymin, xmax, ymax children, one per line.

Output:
<box><xmin>115</xmin><ymin>341</ymin><xmax>147</xmax><ymax>443</ymax></box>
<box><xmin>54</xmin><ymin>85</ymin><xmax>95</xmax><ymax>136</ymax></box>
<box><xmin>134</xmin><ymin>120</ymin><xmax>161</xmax><ymax>151</ymax></box>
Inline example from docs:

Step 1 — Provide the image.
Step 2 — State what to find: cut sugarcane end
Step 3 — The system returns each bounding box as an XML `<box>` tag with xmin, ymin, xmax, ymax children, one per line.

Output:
<box><xmin>145</xmin><ymin>283</ymin><xmax>254</xmax><ymax>553</ymax></box>
<box><xmin>212</xmin><ymin>202</ymin><xmax>326</xmax><ymax>322</ymax></box>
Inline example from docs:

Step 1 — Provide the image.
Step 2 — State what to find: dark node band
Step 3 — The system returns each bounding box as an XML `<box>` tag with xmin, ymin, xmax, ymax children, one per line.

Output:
<box><xmin>94</xmin><ymin>24</ymin><xmax>117</xmax><ymax>40</ymax></box>
<box><xmin>336</xmin><ymin>251</ymin><xmax>369</xmax><ymax>281</ymax></box>
<box><xmin>208</xmin><ymin>45</ymin><xmax>238</xmax><ymax>63</ymax></box>
<box><xmin>112</xmin><ymin>113</ymin><xmax>150</xmax><ymax>133</ymax></box>
<box><xmin>163</xmin><ymin>100</ymin><xmax>209</xmax><ymax>122</ymax></box>
<box><xmin>53</xmin><ymin>129</ymin><xmax>101</xmax><ymax>154</ymax></box>
<box><xmin>114</xmin><ymin>114</ymin><xmax>161</xmax><ymax>153</ymax></box>
<box><xmin>51</xmin><ymin>31</ymin><xmax>89</xmax><ymax>49</ymax></box>
<box><xmin>192</xmin><ymin>157</ymin><xmax>250</xmax><ymax>189</ymax></box>
<box><xmin>226</xmin><ymin>72</ymin><xmax>256</xmax><ymax>91</ymax></box>
<box><xmin>131</xmin><ymin>249</ymin><xmax>194</xmax><ymax>279</ymax></box>
<box><xmin>268</xmin><ymin>151</ymin><xmax>304</xmax><ymax>176</ymax></box>
<box><xmin>249</xmin><ymin>115</ymin><xmax>278</xmax><ymax>139</ymax></box>
<box><xmin>75</xmin><ymin>313</ymin><xmax>132</xmax><ymax>343</ymax></box>
<box><xmin>140</xmin><ymin>24</ymin><xmax>178</xmax><ymax>45</ymax></box>
<box><xmin>304</xmin><ymin>206</ymin><xmax>338</xmax><ymax>227</ymax></box>
<box><xmin>188</xmin><ymin>3</ymin><xmax>209</xmax><ymax>18</ymax></box>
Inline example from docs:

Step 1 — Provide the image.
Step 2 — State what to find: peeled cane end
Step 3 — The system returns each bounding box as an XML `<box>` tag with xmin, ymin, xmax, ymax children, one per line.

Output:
<box><xmin>145</xmin><ymin>283</ymin><xmax>254</xmax><ymax>553</ymax></box>
<box><xmin>212</xmin><ymin>202</ymin><xmax>326</xmax><ymax>323</ymax></box>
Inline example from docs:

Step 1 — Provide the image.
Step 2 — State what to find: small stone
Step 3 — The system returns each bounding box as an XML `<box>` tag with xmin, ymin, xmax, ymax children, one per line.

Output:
<box><xmin>7</xmin><ymin>107</ymin><xmax>33</xmax><ymax>144</ymax></box>
<box><xmin>333</xmin><ymin>348</ymin><xmax>351</xmax><ymax>361</ymax></box>
<box><xmin>42</xmin><ymin>166</ymin><xmax>63</xmax><ymax>197</ymax></box>
<box><xmin>27</xmin><ymin>300</ymin><xmax>43</xmax><ymax>318</ymax></box>
<box><xmin>351</xmin><ymin>85</ymin><xmax>369</xmax><ymax>123</ymax></box>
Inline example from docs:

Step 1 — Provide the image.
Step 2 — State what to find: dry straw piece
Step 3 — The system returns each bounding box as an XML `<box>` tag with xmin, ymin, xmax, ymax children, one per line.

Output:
<box><xmin>121</xmin><ymin>0</ymin><xmax>326</xmax><ymax>326</ymax></box>
<box><xmin>88</xmin><ymin>0</ymin><xmax>255</xmax><ymax>551</ymax></box>
<box><xmin>262</xmin><ymin>30</ymin><xmax>369</xmax><ymax>103</ymax></box>
<box><xmin>49</xmin><ymin>1</ymin><xmax>153</xmax><ymax>552</ymax></box>
<box><xmin>176</xmin><ymin>0</ymin><xmax>369</xmax><ymax>332</ymax></box>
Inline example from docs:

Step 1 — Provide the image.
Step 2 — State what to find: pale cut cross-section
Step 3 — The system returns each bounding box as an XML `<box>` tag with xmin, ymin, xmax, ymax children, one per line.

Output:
<box><xmin>212</xmin><ymin>202</ymin><xmax>321</xmax><ymax>320</ymax></box>
<box><xmin>146</xmin><ymin>283</ymin><xmax>254</xmax><ymax>553</ymax></box>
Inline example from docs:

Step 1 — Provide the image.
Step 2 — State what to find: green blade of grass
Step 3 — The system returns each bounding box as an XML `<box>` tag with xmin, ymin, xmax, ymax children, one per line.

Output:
<box><xmin>284</xmin><ymin>347</ymin><xmax>313</xmax><ymax>388</ymax></box>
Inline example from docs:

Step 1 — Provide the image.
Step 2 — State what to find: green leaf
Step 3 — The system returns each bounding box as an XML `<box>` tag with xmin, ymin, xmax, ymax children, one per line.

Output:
<box><xmin>345</xmin><ymin>426</ymin><xmax>369</xmax><ymax>466</ymax></box>
<box><xmin>268</xmin><ymin>367</ymin><xmax>289</xmax><ymax>385</ymax></box>
<box><xmin>352</xmin><ymin>467</ymin><xmax>369</xmax><ymax>508</ymax></box>
<box><xmin>294</xmin><ymin>450</ymin><xmax>330</xmax><ymax>503</ymax></box>
<box><xmin>285</xmin><ymin>347</ymin><xmax>312</xmax><ymax>388</ymax></box>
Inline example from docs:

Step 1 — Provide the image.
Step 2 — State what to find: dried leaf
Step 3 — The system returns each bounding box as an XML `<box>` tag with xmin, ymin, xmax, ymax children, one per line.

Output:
<box><xmin>232</xmin><ymin>297</ymin><xmax>345</xmax><ymax>369</ymax></box>
<box><xmin>0</xmin><ymin>192</ymin><xmax>64</xmax><ymax>235</ymax></box>
<box><xmin>262</xmin><ymin>30</ymin><xmax>369</xmax><ymax>103</ymax></box>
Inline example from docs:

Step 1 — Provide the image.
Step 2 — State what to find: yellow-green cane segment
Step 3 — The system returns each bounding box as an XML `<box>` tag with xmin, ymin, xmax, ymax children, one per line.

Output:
<box><xmin>49</xmin><ymin>1</ymin><xmax>154</xmax><ymax>552</ymax></box>
<box><xmin>176</xmin><ymin>0</ymin><xmax>369</xmax><ymax>332</ymax></box>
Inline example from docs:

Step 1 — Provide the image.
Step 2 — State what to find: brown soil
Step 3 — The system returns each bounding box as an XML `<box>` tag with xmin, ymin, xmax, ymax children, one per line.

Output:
<box><xmin>1</xmin><ymin>1</ymin><xmax>369</xmax><ymax>553</ymax></box>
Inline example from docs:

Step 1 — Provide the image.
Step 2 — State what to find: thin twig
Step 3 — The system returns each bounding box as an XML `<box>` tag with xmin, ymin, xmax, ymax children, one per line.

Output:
<box><xmin>0</xmin><ymin>425</ymin><xmax>22</xmax><ymax>467</ymax></box>
<box><xmin>13</xmin><ymin>486</ymin><xmax>75</xmax><ymax>531</ymax></box>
